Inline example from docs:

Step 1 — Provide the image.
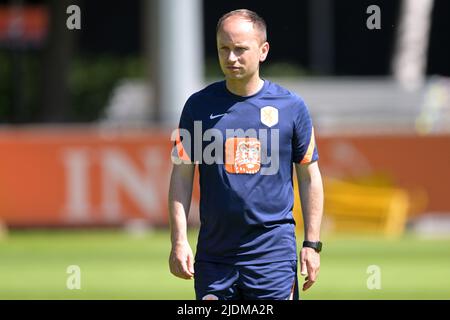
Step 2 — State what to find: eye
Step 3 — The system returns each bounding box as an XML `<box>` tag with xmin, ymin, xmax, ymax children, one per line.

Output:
<box><xmin>234</xmin><ymin>47</ymin><xmax>249</xmax><ymax>55</ymax></box>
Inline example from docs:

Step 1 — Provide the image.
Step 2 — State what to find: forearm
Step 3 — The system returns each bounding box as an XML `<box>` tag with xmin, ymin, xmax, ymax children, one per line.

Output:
<box><xmin>168</xmin><ymin>164</ymin><xmax>194</xmax><ymax>245</ymax></box>
<box><xmin>297</xmin><ymin>163</ymin><xmax>324</xmax><ymax>241</ymax></box>
<box><xmin>169</xmin><ymin>201</ymin><xmax>190</xmax><ymax>245</ymax></box>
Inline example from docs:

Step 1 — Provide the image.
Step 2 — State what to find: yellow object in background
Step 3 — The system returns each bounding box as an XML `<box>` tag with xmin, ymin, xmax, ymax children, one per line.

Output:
<box><xmin>294</xmin><ymin>175</ymin><xmax>413</xmax><ymax>238</ymax></box>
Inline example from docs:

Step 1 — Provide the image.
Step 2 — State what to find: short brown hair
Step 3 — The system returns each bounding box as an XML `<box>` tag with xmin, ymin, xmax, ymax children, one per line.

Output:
<box><xmin>216</xmin><ymin>9</ymin><xmax>267</xmax><ymax>43</ymax></box>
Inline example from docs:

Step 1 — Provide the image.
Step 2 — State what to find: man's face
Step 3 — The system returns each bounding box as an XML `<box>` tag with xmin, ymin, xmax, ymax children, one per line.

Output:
<box><xmin>216</xmin><ymin>16</ymin><xmax>269</xmax><ymax>81</ymax></box>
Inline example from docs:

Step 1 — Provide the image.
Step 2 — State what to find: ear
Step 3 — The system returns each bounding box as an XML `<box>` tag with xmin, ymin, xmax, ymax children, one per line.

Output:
<box><xmin>259</xmin><ymin>42</ymin><xmax>270</xmax><ymax>62</ymax></box>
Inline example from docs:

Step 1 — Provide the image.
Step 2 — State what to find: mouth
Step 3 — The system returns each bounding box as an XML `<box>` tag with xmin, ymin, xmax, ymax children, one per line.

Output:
<box><xmin>226</xmin><ymin>66</ymin><xmax>241</xmax><ymax>71</ymax></box>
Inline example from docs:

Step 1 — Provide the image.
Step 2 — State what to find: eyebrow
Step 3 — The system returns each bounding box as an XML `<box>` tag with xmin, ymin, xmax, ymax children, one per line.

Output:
<box><xmin>217</xmin><ymin>40</ymin><xmax>250</xmax><ymax>46</ymax></box>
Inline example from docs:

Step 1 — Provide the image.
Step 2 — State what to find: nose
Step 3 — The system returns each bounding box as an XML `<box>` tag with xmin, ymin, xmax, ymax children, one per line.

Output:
<box><xmin>227</xmin><ymin>50</ymin><xmax>238</xmax><ymax>63</ymax></box>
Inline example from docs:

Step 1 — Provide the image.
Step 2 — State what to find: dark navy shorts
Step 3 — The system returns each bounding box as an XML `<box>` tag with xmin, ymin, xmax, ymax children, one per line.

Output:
<box><xmin>194</xmin><ymin>260</ymin><xmax>299</xmax><ymax>300</ymax></box>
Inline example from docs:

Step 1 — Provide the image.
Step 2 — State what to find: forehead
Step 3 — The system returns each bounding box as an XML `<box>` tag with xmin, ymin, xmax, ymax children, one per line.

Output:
<box><xmin>217</xmin><ymin>16</ymin><xmax>262</xmax><ymax>44</ymax></box>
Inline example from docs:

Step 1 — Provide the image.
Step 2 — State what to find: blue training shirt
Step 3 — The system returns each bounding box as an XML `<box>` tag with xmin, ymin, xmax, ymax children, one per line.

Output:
<box><xmin>174</xmin><ymin>79</ymin><xmax>318</xmax><ymax>265</ymax></box>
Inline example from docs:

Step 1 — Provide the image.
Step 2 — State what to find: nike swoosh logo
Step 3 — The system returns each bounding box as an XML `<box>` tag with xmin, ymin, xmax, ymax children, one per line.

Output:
<box><xmin>209</xmin><ymin>113</ymin><xmax>226</xmax><ymax>120</ymax></box>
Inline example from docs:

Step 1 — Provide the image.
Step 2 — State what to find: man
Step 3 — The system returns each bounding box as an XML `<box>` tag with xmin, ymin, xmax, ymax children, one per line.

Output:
<box><xmin>168</xmin><ymin>9</ymin><xmax>324</xmax><ymax>300</ymax></box>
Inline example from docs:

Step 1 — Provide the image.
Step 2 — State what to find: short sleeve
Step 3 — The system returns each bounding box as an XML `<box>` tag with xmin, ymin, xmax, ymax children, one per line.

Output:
<box><xmin>172</xmin><ymin>98</ymin><xmax>195</xmax><ymax>163</ymax></box>
<box><xmin>291</xmin><ymin>99</ymin><xmax>319</xmax><ymax>164</ymax></box>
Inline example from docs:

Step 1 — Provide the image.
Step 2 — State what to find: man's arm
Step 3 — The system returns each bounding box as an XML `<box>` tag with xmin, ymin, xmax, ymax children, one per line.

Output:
<box><xmin>295</xmin><ymin>161</ymin><xmax>324</xmax><ymax>291</ymax></box>
<box><xmin>168</xmin><ymin>162</ymin><xmax>196</xmax><ymax>280</ymax></box>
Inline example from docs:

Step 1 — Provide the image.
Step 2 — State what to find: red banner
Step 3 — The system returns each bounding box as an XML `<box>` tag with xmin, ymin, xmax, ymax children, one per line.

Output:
<box><xmin>0</xmin><ymin>127</ymin><xmax>448</xmax><ymax>227</ymax></box>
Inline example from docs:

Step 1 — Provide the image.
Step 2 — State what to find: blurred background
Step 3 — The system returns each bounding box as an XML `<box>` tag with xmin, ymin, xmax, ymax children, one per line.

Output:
<box><xmin>0</xmin><ymin>0</ymin><xmax>449</xmax><ymax>299</ymax></box>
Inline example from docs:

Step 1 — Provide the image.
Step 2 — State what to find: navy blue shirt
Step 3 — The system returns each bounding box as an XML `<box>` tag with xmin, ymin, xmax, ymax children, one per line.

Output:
<box><xmin>174</xmin><ymin>80</ymin><xmax>318</xmax><ymax>265</ymax></box>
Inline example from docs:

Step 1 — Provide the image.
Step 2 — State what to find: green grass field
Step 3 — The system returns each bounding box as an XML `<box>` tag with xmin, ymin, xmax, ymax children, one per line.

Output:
<box><xmin>0</xmin><ymin>228</ymin><xmax>449</xmax><ymax>300</ymax></box>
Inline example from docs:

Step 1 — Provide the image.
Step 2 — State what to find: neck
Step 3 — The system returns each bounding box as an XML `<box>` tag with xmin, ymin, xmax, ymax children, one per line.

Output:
<box><xmin>225</xmin><ymin>74</ymin><xmax>264</xmax><ymax>97</ymax></box>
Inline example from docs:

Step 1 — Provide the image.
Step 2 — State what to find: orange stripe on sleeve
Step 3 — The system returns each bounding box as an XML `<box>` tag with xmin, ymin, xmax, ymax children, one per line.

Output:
<box><xmin>300</xmin><ymin>127</ymin><xmax>316</xmax><ymax>164</ymax></box>
<box><xmin>175</xmin><ymin>129</ymin><xmax>191</xmax><ymax>162</ymax></box>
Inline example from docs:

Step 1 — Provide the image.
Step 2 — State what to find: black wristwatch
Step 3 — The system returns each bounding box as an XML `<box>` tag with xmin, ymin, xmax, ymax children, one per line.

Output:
<box><xmin>302</xmin><ymin>241</ymin><xmax>322</xmax><ymax>253</ymax></box>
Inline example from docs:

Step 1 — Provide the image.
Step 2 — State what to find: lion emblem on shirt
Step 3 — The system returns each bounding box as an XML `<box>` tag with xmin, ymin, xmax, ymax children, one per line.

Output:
<box><xmin>232</xmin><ymin>139</ymin><xmax>261</xmax><ymax>174</ymax></box>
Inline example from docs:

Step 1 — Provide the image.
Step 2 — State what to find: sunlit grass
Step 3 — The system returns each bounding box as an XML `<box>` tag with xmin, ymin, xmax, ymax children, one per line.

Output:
<box><xmin>0</xmin><ymin>229</ymin><xmax>449</xmax><ymax>299</ymax></box>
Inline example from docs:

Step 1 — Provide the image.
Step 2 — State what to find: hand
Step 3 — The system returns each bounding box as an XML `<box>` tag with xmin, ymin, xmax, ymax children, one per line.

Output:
<box><xmin>169</xmin><ymin>241</ymin><xmax>195</xmax><ymax>280</ymax></box>
<box><xmin>300</xmin><ymin>247</ymin><xmax>320</xmax><ymax>291</ymax></box>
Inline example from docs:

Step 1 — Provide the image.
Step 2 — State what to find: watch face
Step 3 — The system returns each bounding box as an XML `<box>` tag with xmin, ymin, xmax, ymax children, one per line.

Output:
<box><xmin>316</xmin><ymin>242</ymin><xmax>322</xmax><ymax>252</ymax></box>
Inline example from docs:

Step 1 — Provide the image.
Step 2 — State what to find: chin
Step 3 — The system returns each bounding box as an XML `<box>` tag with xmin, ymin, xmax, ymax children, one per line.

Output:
<box><xmin>225</xmin><ymin>73</ymin><xmax>246</xmax><ymax>80</ymax></box>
